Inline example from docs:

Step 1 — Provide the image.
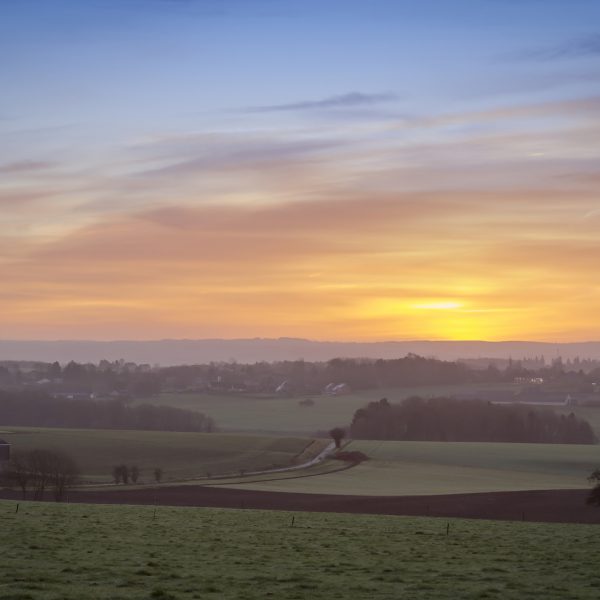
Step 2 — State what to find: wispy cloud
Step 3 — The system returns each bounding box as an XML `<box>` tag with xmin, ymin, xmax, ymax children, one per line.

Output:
<box><xmin>247</xmin><ymin>92</ymin><xmax>398</xmax><ymax>113</ymax></box>
<box><xmin>7</xmin><ymin>93</ymin><xmax>599</xmax><ymax>233</ymax></box>
<box><xmin>133</xmin><ymin>136</ymin><xmax>343</xmax><ymax>178</ymax></box>
<box><xmin>511</xmin><ymin>33</ymin><xmax>600</xmax><ymax>61</ymax></box>
<box><xmin>583</xmin><ymin>207</ymin><xmax>600</xmax><ymax>219</ymax></box>
<box><xmin>0</xmin><ymin>160</ymin><xmax>56</xmax><ymax>174</ymax></box>
<box><xmin>436</xmin><ymin>96</ymin><xmax>600</xmax><ymax>125</ymax></box>
<box><xmin>0</xmin><ymin>189</ymin><xmax>62</xmax><ymax>208</ymax></box>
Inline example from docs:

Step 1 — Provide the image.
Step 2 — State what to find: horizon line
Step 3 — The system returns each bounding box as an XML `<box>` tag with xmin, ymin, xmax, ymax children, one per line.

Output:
<box><xmin>1</xmin><ymin>338</ymin><xmax>600</xmax><ymax>345</ymax></box>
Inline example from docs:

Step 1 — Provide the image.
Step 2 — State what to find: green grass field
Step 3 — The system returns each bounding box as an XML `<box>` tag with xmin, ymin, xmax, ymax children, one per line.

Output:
<box><xmin>1</xmin><ymin>501</ymin><xmax>599</xmax><ymax>600</ymax></box>
<box><xmin>3</xmin><ymin>426</ymin><xmax>599</xmax><ymax>496</ymax></box>
<box><xmin>139</xmin><ymin>382</ymin><xmax>521</xmax><ymax>434</ymax></box>
<box><xmin>0</xmin><ymin>428</ymin><xmax>326</xmax><ymax>483</ymax></box>
<box><xmin>220</xmin><ymin>440</ymin><xmax>600</xmax><ymax>496</ymax></box>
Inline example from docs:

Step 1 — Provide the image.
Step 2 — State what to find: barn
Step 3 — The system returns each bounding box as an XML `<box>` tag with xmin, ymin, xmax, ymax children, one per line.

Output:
<box><xmin>0</xmin><ymin>439</ymin><xmax>10</xmax><ymax>461</ymax></box>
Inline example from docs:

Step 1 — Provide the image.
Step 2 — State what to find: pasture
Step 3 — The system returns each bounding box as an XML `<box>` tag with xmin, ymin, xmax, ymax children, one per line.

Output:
<box><xmin>0</xmin><ymin>428</ymin><xmax>325</xmax><ymax>483</ymax></box>
<box><xmin>1</xmin><ymin>501</ymin><xmax>599</xmax><ymax>600</ymax></box>
<box><xmin>140</xmin><ymin>382</ymin><xmax>521</xmax><ymax>434</ymax></box>
<box><xmin>219</xmin><ymin>440</ymin><xmax>600</xmax><ymax>496</ymax></box>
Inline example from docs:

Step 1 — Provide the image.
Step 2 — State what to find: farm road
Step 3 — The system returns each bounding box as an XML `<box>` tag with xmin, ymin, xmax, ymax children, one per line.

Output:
<box><xmin>239</xmin><ymin>440</ymin><xmax>337</xmax><ymax>477</ymax></box>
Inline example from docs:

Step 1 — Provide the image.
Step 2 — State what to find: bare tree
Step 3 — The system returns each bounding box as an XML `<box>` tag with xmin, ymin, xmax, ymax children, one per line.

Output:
<box><xmin>2</xmin><ymin>452</ymin><xmax>31</xmax><ymax>499</ymax></box>
<box><xmin>153</xmin><ymin>467</ymin><xmax>163</xmax><ymax>483</ymax></box>
<box><xmin>29</xmin><ymin>449</ymin><xmax>53</xmax><ymax>500</ymax></box>
<box><xmin>2</xmin><ymin>449</ymin><xmax>79</xmax><ymax>501</ymax></box>
<box><xmin>49</xmin><ymin>451</ymin><xmax>80</xmax><ymax>502</ymax></box>
<box><xmin>130</xmin><ymin>465</ymin><xmax>140</xmax><ymax>483</ymax></box>
<box><xmin>112</xmin><ymin>465</ymin><xmax>122</xmax><ymax>484</ymax></box>
<box><xmin>587</xmin><ymin>469</ymin><xmax>600</xmax><ymax>506</ymax></box>
<box><xmin>329</xmin><ymin>427</ymin><xmax>346</xmax><ymax>449</ymax></box>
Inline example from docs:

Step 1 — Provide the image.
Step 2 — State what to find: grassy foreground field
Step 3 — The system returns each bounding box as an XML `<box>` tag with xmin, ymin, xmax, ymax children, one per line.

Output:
<box><xmin>220</xmin><ymin>440</ymin><xmax>600</xmax><ymax>496</ymax></box>
<box><xmin>1</xmin><ymin>501</ymin><xmax>599</xmax><ymax>600</ymax></box>
<box><xmin>0</xmin><ymin>428</ymin><xmax>325</xmax><ymax>483</ymax></box>
<box><xmin>144</xmin><ymin>382</ymin><xmax>520</xmax><ymax>434</ymax></box>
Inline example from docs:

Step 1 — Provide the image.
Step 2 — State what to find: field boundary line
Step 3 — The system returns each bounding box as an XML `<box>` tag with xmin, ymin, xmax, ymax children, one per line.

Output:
<box><xmin>202</xmin><ymin>459</ymin><xmax>359</xmax><ymax>487</ymax></box>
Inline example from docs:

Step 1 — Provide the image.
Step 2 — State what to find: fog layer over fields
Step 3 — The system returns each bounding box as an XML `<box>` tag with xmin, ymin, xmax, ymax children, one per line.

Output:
<box><xmin>3</xmin><ymin>339</ymin><xmax>600</xmax><ymax>365</ymax></box>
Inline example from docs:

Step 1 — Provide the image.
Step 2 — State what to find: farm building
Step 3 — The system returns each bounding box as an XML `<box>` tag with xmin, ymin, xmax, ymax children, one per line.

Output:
<box><xmin>275</xmin><ymin>380</ymin><xmax>293</xmax><ymax>395</ymax></box>
<box><xmin>323</xmin><ymin>382</ymin><xmax>351</xmax><ymax>396</ymax></box>
<box><xmin>0</xmin><ymin>439</ymin><xmax>10</xmax><ymax>461</ymax></box>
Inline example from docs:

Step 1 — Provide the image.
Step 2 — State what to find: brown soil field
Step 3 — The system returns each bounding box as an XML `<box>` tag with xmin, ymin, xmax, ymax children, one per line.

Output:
<box><xmin>1</xmin><ymin>486</ymin><xmax>599</xmax><ymax>524</ymax></box>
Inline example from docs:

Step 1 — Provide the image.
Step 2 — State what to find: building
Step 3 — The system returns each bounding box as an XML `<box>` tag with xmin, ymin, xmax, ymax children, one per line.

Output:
<box><xmin>323</xmin><ymin>382</ymin><xmax>351</xmax><ymax>396</ymax></box>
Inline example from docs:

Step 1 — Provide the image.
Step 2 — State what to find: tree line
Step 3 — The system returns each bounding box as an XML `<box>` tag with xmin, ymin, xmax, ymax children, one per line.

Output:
<box><xmin>350</xmin><ymin>397</ymin><xmax>597</xmax><ymax>444</ymax></box>
<box><xmin>2</xmin><ymin>353</ymin><xmax>600</xmax><ymax>398</ymax></box>
<box><xmin>0</xmin><ymin>390</ymin><xmax>216</xmax><ymax>432</ymax></box>
<box><xmin>111</xmin><ymin>464</ymin><xmax>163</xmax><ymax>484</ymax></box>
<box><xmin>0</xmin><ymin>354</ymin><xmax>482</xmax><ymax>396</ymax></box>
<box><xmin>1</xmin><ymin>449</ymin><xmax>79</xmax><ymax>501</ymax></box>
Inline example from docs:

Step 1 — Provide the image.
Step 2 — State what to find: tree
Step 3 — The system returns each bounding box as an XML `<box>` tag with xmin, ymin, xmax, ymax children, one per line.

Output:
<box><xmin>329</xmin><ymin>427</ymin><xmax>346</xmax><ymax>449</ymax></box>
<box><xmin>130</xmin><ymin>465</ymin><xmax>140</xmax><ymax>483</ymax></box>
<box><xmin>2</xmin><ymin>449</ymin><xmax>79</xmax><ymax>501</ymax></box>
<box><xmin>48</xmin><ymin>451</ymin><xmax>80</xmax><ymax>501</ymax></box>
<box><xmin>29</xmin><ymin>449</ymin><xmax>53</xmax><ymax>500</ymax></box>
<box><xmin>120</xmin><ymin>464</ymin><xmax>130</xmax><ymax>485</ymax></box>
<box><xmin>587</xmin><ymin>469</ymin><xmax>600</xmax><ymax>506</ymax></box>
<box><xmin>112</xmin><ymin>465</ymin><xmax>122</xmax><ymax>484</ymax></box>
<box><xmin>154</xmin><ymin>467</ymin><xmax>163</xmax><ymax>483</ymax></box>
<box><xmin>1</xmin><ymin>452</ymin><xmax>31</xmax><ymax>498</ymax></box>
<box><xmin>47</xmin><ymin>361</ymin><xmax>62</xmax><ymax>378</ymax></box>
<box><xmin>111</xmin><ymin>464</ymin><xmax>131</xmax><ymax>484</ymax></box>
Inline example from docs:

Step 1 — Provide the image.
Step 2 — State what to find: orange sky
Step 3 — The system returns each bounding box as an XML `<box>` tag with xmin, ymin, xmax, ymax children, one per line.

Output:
<box><xmin>2</xmin><ymin>159</ymin><xmax>600</xmax><ymax>341</ymax></box>
<box><xmin>2</xmin><ymin>3</ymin><xmax>600</xmax><ymax>342</ymax></box>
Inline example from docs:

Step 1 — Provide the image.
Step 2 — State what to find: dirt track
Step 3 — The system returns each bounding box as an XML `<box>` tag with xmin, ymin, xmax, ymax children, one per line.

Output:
<box><xmin>2</xmin><ymin>486</ymin><xmax>599</xmax><ymax>524</ymax></box>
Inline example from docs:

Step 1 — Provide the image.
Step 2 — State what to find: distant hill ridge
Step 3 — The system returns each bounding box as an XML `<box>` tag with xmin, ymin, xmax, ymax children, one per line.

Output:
<box><xmin>1</xmin><ymin>338</ymin><xmax>600</xmax><ymax>365</ymax></box>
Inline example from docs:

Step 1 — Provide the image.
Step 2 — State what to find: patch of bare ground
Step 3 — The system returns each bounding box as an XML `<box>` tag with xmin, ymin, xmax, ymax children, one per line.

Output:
<box><xmin>1</xmin><ymin>486</ymin><xmax>599</xmax><ymax>524</ymax></box>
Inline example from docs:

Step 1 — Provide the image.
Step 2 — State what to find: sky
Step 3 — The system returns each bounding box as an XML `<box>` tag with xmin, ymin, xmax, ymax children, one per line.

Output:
<box><xmin>1</xmin><ymin>0</ymin><xmax>600</xmax><ymax>342</ymax></box>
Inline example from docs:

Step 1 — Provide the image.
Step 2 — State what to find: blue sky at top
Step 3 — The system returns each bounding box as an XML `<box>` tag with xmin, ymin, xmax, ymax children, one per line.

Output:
<box><xmin>2</xmin><ymin>0</ymin><xmax>599</xmax><ymax>137</ymax></box>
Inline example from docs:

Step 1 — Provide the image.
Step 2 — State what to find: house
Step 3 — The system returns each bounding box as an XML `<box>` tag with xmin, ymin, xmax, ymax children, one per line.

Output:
<box><xmin>275</xmin><ymin>380</ymin><xmax>293</xmax><ymax>396</ymax></box>
<box><xmin>514</xmin><ymin>377</ymin><xmax>544</xmax><ymax>385</ymax></box>
<box><xmin>0</xmin><ymin>439</ymin><xmax>10</xmax><ymax>461</ymax></box>
<box><xmin>323</xmin><ymin>382</ymin><xmax>351</xmax><ymax>396</ymax></box>
<box><xmin>51</xmin><ymin>392</ymin><xmax>92</xmax><ymax>401</ymax></box>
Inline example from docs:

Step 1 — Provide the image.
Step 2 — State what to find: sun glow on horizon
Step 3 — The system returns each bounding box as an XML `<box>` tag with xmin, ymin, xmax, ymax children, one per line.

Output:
<box><xmin>412</xmin><ymin>301</ymin><xmax>463</xmax><ymax>310</ymax></box>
